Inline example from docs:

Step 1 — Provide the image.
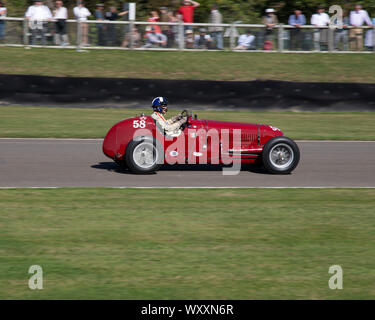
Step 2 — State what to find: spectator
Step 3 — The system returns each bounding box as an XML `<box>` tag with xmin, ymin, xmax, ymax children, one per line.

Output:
<box><xmin>234</xmin><ymin>29</ymin><xmax>255</xmax><ymax>50</ymax></box>
<box><xmin>148</xmin><ymin>11</ymin><xmax>161</xmax><ymax>34</ymax></box>
<box><xmin>95</xmin><ymin>4</ymin><xmax>106</xmax><ymax>46</ymax></box>
<box><xmin>364</xmin><ymin>17</ymin><xmax>375</xmax><ymax>50</ymax></box>
<box><xmin>122</xmin><ymin>26</ymin><xmax>141</xmax><ymax>48</ymax></box>
<box><xmin>209</xmin><ymin>4</ymin><xmax>223</xmax><ymax>50</ymax></box>
<box><xmin>194</xmin><ymin>28</ymin><xmax>212</xmax><ymax>49</ymax></box>
<box><xmin>73</xmin><ymin>1</ymin><xmax>91</xmax><ymax>47</ymax></box>
<box><xmin>334</xmin><ymin>10</ymin><xmax>349</xmax><ymax>51</ymax></box>
<box><xmin>349</xmin><ymin>4</ymin><xmax>372</xmax><ymax>51</ymax></box>
<box><xmin>105</xmin><ymin>6</ymin><xmax>128</xmax><ymax>46</ymax></box>
<box><xmin>0</xmin><ymin>1</ymin><xmax>7</xmax><ymax>43</ymax></box>
<box><xmin>167</xmin><ymin>10</ymin><xmax>179</xmax><ymax>47</ymax></box>
<box><xmin>311</xmin><ymin>6</ymin><xmax>330</xmax><ymax>51</ymax></box>
<box><xmin>178</xmin><ymin>0</ymin><xmax>200</xmax><ymax>29</ymax></box>
<box><xmin>144</xmin><ymin>26</ymin><xmax>167</xmax><ymax>48</ymax></box>
<box><xmin>262</xmin><ymin>8</ymin><xmax>278</xmax><ymax>50</ymax></box>
<box><xmin>288</xmin><ymin>9</ymin><xmax>306</xmax><ymax>50</ymax></box>
<box><xmin>53</xmin><ymin>1</ymin><xmax>68</xmax><ymax>46</ymax></box>
<box><xmin>25</xmin><ymin>0</ymin><xmax>52</xmax><ymax>46</ymax></box>
<box><xmin>159</xmin><ymin>7</ymin><xmax>170</xmax><ymax>45</ymax></box>
<box><xmin>185</xmin><ymin>29</ymin><xmax>194</xmax><ymax>48</ymax></box>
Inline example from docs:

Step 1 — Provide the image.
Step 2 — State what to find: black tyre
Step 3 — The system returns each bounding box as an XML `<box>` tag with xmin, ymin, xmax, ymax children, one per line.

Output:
<box><xmin>114</xmin><ymin>159</ymin><xmax>128</xmax><ymax>170</ymax></box>
<box><xmin>125</xmin><ymin>137</ymin><xmax>163</xmax><ymax>174</ymax></box>
<box><xmin>262</xmin><ymin>136</ymin><xmax>300</xmax><ymax>174</ymax></box>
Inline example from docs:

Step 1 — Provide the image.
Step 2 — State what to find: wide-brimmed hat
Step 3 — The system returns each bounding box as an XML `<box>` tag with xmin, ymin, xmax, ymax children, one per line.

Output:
<box><xmin>265</xmin><ymin>8</ymin><xmax>275</xmax><ymax>13</ymax></box>
<box><xmin>96</xmin><ymin>3</ymin><xmax>104</xmax><ymax>7</ymax></box>
<box><xmin>185</xmin><ymin>29</ymin><xmax>193</xmax><ymax>34</ymax></box>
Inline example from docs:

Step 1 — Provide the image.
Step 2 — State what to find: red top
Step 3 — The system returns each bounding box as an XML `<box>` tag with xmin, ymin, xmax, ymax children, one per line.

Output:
<box><xmin>148</xmin><ymin>17</ymin><xmax>161</xmax><ymax>34</ymax></box>
<box><xmin>178</xmin><ymin>5</ymin><xmax>195</xmax><ymax>23</ymax></box>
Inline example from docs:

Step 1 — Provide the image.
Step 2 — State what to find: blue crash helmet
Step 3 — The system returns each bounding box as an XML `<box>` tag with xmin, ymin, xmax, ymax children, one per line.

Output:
<box><xmin>152</xmin><ymin>97</ymin><xmax>168</xmax><ymax>113</ymax></box>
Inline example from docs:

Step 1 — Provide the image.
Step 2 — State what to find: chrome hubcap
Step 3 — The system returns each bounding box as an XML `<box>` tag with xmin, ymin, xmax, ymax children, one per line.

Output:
<box><xmin>133</xmin><ymin>142</ymin><xmax>157</xmax><ymax>169</ymax></box>
<box><xmin>269</xmin><ymin>143</ymin><xmax>294</xmax><ymax>169</ymax></box>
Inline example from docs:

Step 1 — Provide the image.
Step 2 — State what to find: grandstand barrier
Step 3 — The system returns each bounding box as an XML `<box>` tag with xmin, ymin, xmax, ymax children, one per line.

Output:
<box><xmin>0</xmin><ymin>74</ymin><xmax>374</xmax><ymax>111</ymax></box>
<box><xmin>0</xmin><ymin>17</ymin><xmax>375</xmax><ymax>53</ymax></box>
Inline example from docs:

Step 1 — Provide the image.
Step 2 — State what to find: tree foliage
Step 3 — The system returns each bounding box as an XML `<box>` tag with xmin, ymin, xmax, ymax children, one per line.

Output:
<box><xmin>5</xmin><ymin>0</ymin><xmax>375</xmax><ymax>23</ymax></box>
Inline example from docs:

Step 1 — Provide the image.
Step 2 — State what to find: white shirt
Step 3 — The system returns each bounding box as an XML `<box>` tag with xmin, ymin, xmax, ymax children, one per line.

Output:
<box><xmin>54</xmin><ymin>7</ymin><xmax>68</xmax><ymax>20</ymax></box>
<box><xmin>0</xmin><ymin>7</ymin><xmax>7</xmax><ymax>18</ymax></box>
<box><xmin>238</xmin><ymin>34</ymin><xmax>255</xmax><ymax>47</ymax></box>
<box><xmin>311</xmin><ymin>12</ymin><xmax>330</xmax><ymax>26</ymax></box>
<box><xmin>350</xmin><ymin>10</ymin><xmax>372</xmax><ymax>26</ymax></box>
<box><xmin>25</xmin><ymin>5</ymin><xmax>52</xmax><ymax>21</ymax></box>
<box><xmin>73</xmin><ymin>6</ymin><xmax>91</xmax><ymax>21</ymax></box>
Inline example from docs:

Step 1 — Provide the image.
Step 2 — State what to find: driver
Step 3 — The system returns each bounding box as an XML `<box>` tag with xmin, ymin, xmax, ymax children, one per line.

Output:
<box><xmin>151</xmin><ymin>97</ymin><xmax>188</xmax><ymax>136</ymax></box>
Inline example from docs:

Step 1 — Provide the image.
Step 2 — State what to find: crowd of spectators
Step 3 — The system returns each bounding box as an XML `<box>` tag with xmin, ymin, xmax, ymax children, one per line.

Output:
<box><xmin>0</xmin><ymin>1</ymin><xmax>7</xmax><ymax>43</ymax></box>
<box><xmin>0</xmin><ymin>1</ymin><xmax>374</xmax><ymax>51</ymax></box>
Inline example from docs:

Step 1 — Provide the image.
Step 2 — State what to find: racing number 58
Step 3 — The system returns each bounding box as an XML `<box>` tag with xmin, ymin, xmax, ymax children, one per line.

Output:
<box><xmin>133</xmin><ymin>120</ymin><xmax>146</xmax><ymax>128</ymax></box>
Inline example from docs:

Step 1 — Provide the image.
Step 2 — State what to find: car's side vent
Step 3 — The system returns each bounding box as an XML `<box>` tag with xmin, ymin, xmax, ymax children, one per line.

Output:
<box><xmin>241</xmin><ymin>133</ymin><xmax>257</xmax><ymax>142</ymax></box>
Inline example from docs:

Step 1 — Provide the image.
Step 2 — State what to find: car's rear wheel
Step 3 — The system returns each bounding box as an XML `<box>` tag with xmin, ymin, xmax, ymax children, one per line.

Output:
<box><xmin>125</xmin><ymin>138</ymin><xmax>163</xmax><ymax>174</ymax></box>
<box><xmin>262</xmin><ymin>137</ymin><xmax>300</xmax><ymax>174</ymax></box>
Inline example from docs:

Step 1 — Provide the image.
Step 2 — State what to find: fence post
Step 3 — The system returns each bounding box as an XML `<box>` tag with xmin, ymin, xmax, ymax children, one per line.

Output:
<box><xmin>76</xmin><ymin>20</ymin><xmax>82</xmax><ymax>51</ymax></box>
<box><xmin>278</xmin><ymin>24</ymin><xmax>284</xmax><ymax>52</ymax></box>
<box><xmin>23</xmin><ymin>18</ymin><xmax>29</xmax><ymax>47</ymax></box>
<box><xmin>229</xmin><ymin>23</ymin><xmax>235</xmax><ymax>50</ymax></box>
<box><xmin>178</xmin><ymin>20</ymin><xmax>184</xmax><ymax>50</ymax></box>
<box><xmin>328</xmin><ymin>27</ymin><xmax>334</xmax><ymax>52</ymax></box>
<box><xmin>373</xmin><ymin>26</ymin><xmax>375</xmax><ymax>53</ymax></box>
<box><xmin>129</xmin><ymin>21</ymin><xmax>134</xmax><ymax>49</ymax></box>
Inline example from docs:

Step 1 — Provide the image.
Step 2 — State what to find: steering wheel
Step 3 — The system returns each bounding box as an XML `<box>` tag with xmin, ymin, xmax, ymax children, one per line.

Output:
<box><xmin>180</xmin><ymin>109</ymin><xmax>190</xmax><ymax>118</ymax></box>
<box><xmin>179</xmin><ymin>109</ymin><xmax>192</xmax><ymax>130</ymax></box>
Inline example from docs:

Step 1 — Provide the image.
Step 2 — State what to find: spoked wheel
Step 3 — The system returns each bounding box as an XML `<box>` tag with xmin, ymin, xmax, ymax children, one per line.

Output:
<box><xmin>125</xmin><ymin>138</ymin><xmax>163</xmax><ymax>174</ymax></box>
<box><xmin>262</xmin><ymin>137</ymin><xmax>300</xmax><ymax>174</ymax></box>
<box><xmin>133</xmin><ymin>143</ymin><xmax>157</xmax><ymax>168</ymax></box>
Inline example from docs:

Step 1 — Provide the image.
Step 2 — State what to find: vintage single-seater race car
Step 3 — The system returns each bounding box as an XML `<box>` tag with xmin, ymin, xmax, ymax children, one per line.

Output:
<box><xmin>102</xmin><ymin>110</ymin><xmax>300</xmax><ymax>174</ymax></box>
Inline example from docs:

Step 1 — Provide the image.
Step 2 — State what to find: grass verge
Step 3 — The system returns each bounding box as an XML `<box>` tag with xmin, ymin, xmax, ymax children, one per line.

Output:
<box><xmin>0</xmin><ymin>188</ymin><xmax>374</xmax><ymax>299</ymax></box>
<box><xmin>1</xmin><ymin>106</ymin><xmax>374</xmax><ymax>140</ymax></box>
<box><xmin>1</xmin><ymin>47</ymin><xmax>375</xmax><ymax>82</ymax></box>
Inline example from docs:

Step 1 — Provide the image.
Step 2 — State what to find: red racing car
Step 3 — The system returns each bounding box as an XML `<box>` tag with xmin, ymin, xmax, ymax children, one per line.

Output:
<box><xmin>103</xmin><ymin>110</ymin><xmax>300</xmax><ymax>174</ymax></box>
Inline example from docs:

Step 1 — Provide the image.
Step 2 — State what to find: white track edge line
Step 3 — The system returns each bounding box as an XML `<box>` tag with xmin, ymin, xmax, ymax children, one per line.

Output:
<box><xmin>0</xmin><ymin>186</ymin><xmax>374</xmax><ymax>189</ymax></box>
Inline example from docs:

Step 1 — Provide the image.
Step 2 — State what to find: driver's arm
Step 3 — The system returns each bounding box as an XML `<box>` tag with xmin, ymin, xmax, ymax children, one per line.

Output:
<box><xmin>170</xmin><ymin>115</ymin><xmax>181</xmax><ymax>122</ymax></box>
<box><xmin>152</xmin><ymin>113</ymin><xmax>187</xmax><ymax>132</ymax></box>
<box><xmin>164</xmin><ymin>117</ymin><xmax>187</xmax><ymax>131</ymax></box>
<box><xmin>170</xmin><ymin>110</ymin><xmax>189</xmax><ymax>123</ymax></box>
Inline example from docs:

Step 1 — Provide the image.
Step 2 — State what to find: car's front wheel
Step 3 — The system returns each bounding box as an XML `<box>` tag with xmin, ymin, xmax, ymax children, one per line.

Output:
<box><xmin>262</xmin><ymin>137</ymin><xmax>300</xmax><ymax>174</ymax></box>
<box><xmin>125</xmin><ymin>138</ymin><xmax>163</xmax><ymax>174</ymax></box>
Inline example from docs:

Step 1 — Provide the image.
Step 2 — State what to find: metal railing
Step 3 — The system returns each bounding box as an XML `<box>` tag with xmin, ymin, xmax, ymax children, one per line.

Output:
<box><xmin>0</xmin><ymin>17</ymin><xmax>374</xmax><ymax>53</ymax></box>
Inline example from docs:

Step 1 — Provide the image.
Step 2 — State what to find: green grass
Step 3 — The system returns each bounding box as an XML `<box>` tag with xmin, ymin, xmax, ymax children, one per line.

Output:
<box><xmin>0</xmin><ymin>188</ymin><xmax>374</xmax><ymax>299</ymax></box>
<box><xmin>1</xmin><ymin>47</ymin><xmax>375</xmax><ymax>82</ymax></box>
<box><xmin>1</xmin><ymin>106</ymin><xmax>375</xmax><ymax>140</ymax></box>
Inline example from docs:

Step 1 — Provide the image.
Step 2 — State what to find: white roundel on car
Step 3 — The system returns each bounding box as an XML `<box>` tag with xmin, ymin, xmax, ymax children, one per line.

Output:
<box><xmin>269</xmin><ymin>126</ymin><xmax>281</xmax><ymax>131</ymax></box>
<box><xmin>170</xmin><ymin>151</ymin><xmax>178</xmax><ymax>157</ymax></box>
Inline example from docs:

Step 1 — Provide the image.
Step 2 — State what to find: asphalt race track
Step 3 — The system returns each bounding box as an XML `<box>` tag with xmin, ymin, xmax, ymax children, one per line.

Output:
<box><xmin>0</xmin><ymin>139</ymin><xmax>374</xmax><ymax>188</ymax></box>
